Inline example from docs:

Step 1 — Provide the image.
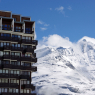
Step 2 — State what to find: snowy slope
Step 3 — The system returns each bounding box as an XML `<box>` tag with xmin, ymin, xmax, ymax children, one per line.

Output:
<box><xmin>32</xmin><ymin>36</ymin><xmax>95</xmax><ymax>95</ymax></box>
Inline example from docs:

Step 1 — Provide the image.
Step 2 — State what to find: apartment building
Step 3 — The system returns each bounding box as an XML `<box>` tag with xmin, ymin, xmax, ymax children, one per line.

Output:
<box><xmin>0</xmin><ymin>10</ymin><xmax>37</xmax><ymax>95</ymax></box>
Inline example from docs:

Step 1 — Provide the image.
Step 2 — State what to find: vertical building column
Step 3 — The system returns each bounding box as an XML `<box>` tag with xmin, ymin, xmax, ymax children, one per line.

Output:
<box><xmin>0</xmin><ymin>18</ymin><xmax>2</xmax><ymax>30</ymax></box>
<box><xmin>23</xmin><ymin>23</ymin><xmax>25</xmax><ymax>33</ymax></box>
<box><xmin>33</xmin><ymin>22</ymin><xmax>35</xmax><ymax>40</ymax></box>
<box><xmin>11</xmin><ymin>19</ymin><xmax>14</xmax><ymax>31</ymax></box>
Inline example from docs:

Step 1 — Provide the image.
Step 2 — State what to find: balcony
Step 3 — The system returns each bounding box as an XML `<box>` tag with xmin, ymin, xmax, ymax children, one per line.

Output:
<box><xmin>21</xmin><ymin>56</ymin><xmax>37</xmax><ymax>62</ymax></box>
<box><xmin>22</xmin><ymin>39</ymin><xmax>32</xmax><ymax>44</ymax></box>
<box><xmin>0</xmin><ymin>73</ymin><xmax>9</xmax><ymax>78</ymax></box>
<box><xmin>25</xmin><ymin>31</ymin><xmax>34</xmax><ymax>34</ymax></box>
<box><xmin>0</xmin><ymin>64</ymin><xmax>11</xmax><ymax>69</ymax></box>
<box><xmin>21</xmin><ymin>84</ymin><xmax>35</xmax><ymax>91</ymax></box>
<box><xmin>0</xmin><ymin>73</ymin><xmax>20</xmax><ymax>79</ymax></box>
<box><xmin>2</xmin><ymin>55</ymin><xmax>11</xmax><ymax>59</ymax></box>
<box><xmin>32</xmin><ymin>46</ymin><xmax>36</xmax><ymax>50</ymax></box>
<box><xmin>11</xmin><ymin>46</ymin><xmax>23</xmax><ymax>51</ymax></box>
<box><xmin>14</xmin><ymin>28</ymin><xmax>23</xmax><ymax>32</ymax></box>
<box><xmin>0</xmin><ymin>83</ymin><xmax>18</xmax><ymax>88</ymax></box>
<box><xmin>0</xmin><ymin>93</ymin><xmax>19</xmax><ymax>95</ymax></box>
<box><xmin>0</xmin><ymin>36</ymin><xmax>11</xmax><ymax>41</ymax></box>
<box><xmin>0</xmin><ymin>46</ymin><xmax>11</xmax><ymax>51</ymax></box>
<box><xmin>32</xmin><ymin>40</ymin><xmax>38</xmax><ymax>45</ymax></box>
<box><xmin>3</xmin><ymin>45</ymin><xmax>11</xmax><ymax>50</ymax></box>
<box><xmin>10</xmin><ymin>74</ymin><xmax>19</xmax><ymax>79</ymax></box>
<box><xmin>19</xmin><ymin>75</ymin><xmax>30</xmax><ymax>80</ymax></box>
<box><xmin>11</xmin><ymin>55</ymin><xmax>20</xmax><ymax>60</ymax></box>
<box><xmin>11</xmin><ymin>37</ymin><xmax>21</xmax><ymax>43</ymax></box>
<box><xmin>31</xmin><ymin>66</ymin><xmax>37</xmax><ymax>72</ymax></box>
<box><xmin>33</xmin><ymin>53</ymin><xmax>36</xmax><ymax>58</ymax></box>
<box><xmin>20</xmin><ymin>93</ymin><xmax>36</xmax><ymax>95</ymax></box>
<box><xmin>2</xmin><ymin>26</ymin><xmax>12</xmax><ymax>31</ymax></box>
<box><xmin>23</xmin><ymin>48</ymin><xmax>34</xmax><ymax>53</ymax></box>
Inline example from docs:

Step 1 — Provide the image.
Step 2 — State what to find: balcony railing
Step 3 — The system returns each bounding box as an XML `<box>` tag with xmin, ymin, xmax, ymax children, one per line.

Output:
<box><xmin>2</xmin><ymin>26</ymin><xmax>12</xmax><ymax>31</ymax></box>
<box><xmin>11</xmin><ymin>46</ymin><xmax>23</xmax><ymax>51</ymax></box>
<box><xmin>22</xmin><ymin>39</ymin><xmax>32</xmax><ymax>44</ymax></box>
<box><xmin>11</xmin><ymin>37</ymin><xmax>21</xmax><ymax>43</ymax></box>
<box><xmin>31</xmin><ymin>66</ymin><xmax>37</xmax><ymax>72</ymax></box>
<box><xmin>0</xmin><ymin>36</ymin><xmax>11</xmax><ymax>41</ymax></box>
<box><xmin>25</xmin><ymin>31</ymin><xmax>34</xmax><ymax>34</ymax></box>
<box><xmin>21</xmin><ymin>56</ymin><xmax>37</xmax><ymax>62</ymax></box>
<box><xmin>0</xmin><ymin>93</ymin><xmax>19</xmax><ymax>95</ymax></box>
<box><xmin>32</xmin><ymin>40</ymin><xmax>38</xmax><ymax>45</ymax></box>
<box><xmin>23</xmin><ymin>48</ymin><xmax>34</xmax><ymax>53</ymax></box>
<box><xmin>0</xmin><ymin>83</ymin><xmax>18</xmax><ymax>88</ymax></box>
<box><xmin>0</xmin><ymin>73</ymin><xmax>19</xmax><ymax>79</ymax></box>
<box><xmin>2</xmin><ymin>55</ymin><xmax>11</xmax><ymax>59</ymax></box>
<box><xmin>20</xmin><ymin>93</ymin><xmax>37</xmax><ymax>95</ymax></box>
<box><xmin>11</xmin><ymin>55</ymin><xmax>20</xmax><ymax>60</ymax></box>
<box><xmin>19</xmin><ymin>75</ymin><xmax>30</xmax><ymax>80</ymax></box>
<box><xmin>14</xmin><ymin>28</ymin><xmax>23</xmax><ymax>32</ymax></box>
<box><xmin>21</xmin><ymin>84</ymin><xmax>35</xmax><ymax>91</ymax></box>
<box><xmin>3</xmin><ymin>45</ymin><xmax>11</xmax><ymax>50</ymax></box>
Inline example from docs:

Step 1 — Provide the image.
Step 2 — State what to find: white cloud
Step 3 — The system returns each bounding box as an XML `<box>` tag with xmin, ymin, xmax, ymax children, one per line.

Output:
<box><xmin>40</xmin><ymin>27</ymin><xmax>47</xmax><ymax>31</ymax></box>
<box><xmin>50</xmin><ymin>8</ymin><xmax>52</xmax><ymax>10</ymax></box>
<box><xmin>55</xmin><ymin>6</ymin><xmax>65</xmax><ymax>15</ymax></box>
<box><xmin>37</xmin><ymin>20</ymin><xmax>44</xmax><ymax>24</ymax></box>
<box><xmin>67</xmin><ymin>6</ymin><xmax>72</xmax><ymax>10</ymax></box>
<box><xmin>44</xmin><ymin>24</ymin><xmax>49</xmax><ymax>26</ymax></box>
<box><xmin>55</xmin><ymin>6</ymin><xmax>64</xmax><ymax>12</ymax></box>
<box><xmin>37</xmin><ymin>34</ymin><xmax>73</xmax><ymax>49</ymax></box>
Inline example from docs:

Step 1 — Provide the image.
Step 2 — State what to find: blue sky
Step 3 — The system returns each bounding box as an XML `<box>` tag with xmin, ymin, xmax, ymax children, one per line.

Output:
<box><xmin>0</xmin><ymin>0</ymin><xmax>95</xmax><ymax>42</ymax></box>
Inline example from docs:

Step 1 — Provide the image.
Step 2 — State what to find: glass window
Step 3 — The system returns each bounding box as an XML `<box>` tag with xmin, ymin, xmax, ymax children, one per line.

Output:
<box><xmin>5</xmin><ymin>88</ymin><xmax>7</xmax><ymax>92</ymax></box>
<box><xmin>27</xmin><ymin>81</ymin><xmax>30</xmax><ymax>84</ymax></box>
<box><xmin>21</xmin><ymin>89</ymin><xmax>23</xmax><ymax>93</ymax></box>
<box><xmin>2</xmin><ymin>79</ymin><xmax>4</xmax><ymax>83</ymax></box>
<box><xmin>13</xmin><ymin>88</ymin><xmax>16</xmax><ymax>93</ymax></box>
<box><xmin>17</xmin><ymin>71</ymin><xmax>19</xmax><ymax>74</ymax></box>
<box><xmin>23</xmin><ymin>36</ymin><xmax>25</xmax><ymax>39</ymax></box>
<box><xmin>14</xmin><ymin>70</ymin><xmax>16</xmax><ymax>74</ymax></box>
<box><xmin>17</xmin><ymin>61</ymin><xmax>20</xmax><ymax>65</ymax></box>
<box><xmin>27</xmin><ymin>89</ymin><xmax>29</xmax><ymax>93</ymax></box>
<box><xmin>1</xmin><ymin>42</ymin><xmax>3</xmax><ymax>47</ymax></box>
<box><xmin>2</xmin><ymin>88</ymin><xmax>4</xmax><ymax>92</ymax></box>
<box><xmin>3</xmin><ymin>70</ymin><xmax>5</xmax><ymax>73</ymax></box>
<box><xmin>0</xmin><ymin>88</ymin><xmax>1</xmax><ymax>93</ymax></box>
<box><xmin>6</xmin><ymin>70</ymin><xmax>8</xmax><ymax>73</ymax></box>
<box><xmin>9</xmin><ymin>88</ymin><xmax>12</xmax><ymax>93</ymax></box>
<box><xmin>4</xmin><ymin>42</ymin><xmax>6</xmax><ymax>45</ymax></box>
<box><xmin>24</xmin><ymin>81</ymin><xmax>26</xmax><ymax>84</ymax></box>
<box><xmin>14</xmin><ymin>80</ymin><xmax>16</xmax><ymax>83</ymax></box>
<box><xmin>11</xmin><ymin>70</ymin><xmax>13</xmax><ymax>74</ymax></box>
<box><xmin>18</xmin><ymin>44</ymin><xmax>20</xmax><ymax>47</ymax></box>
<box><xmin>0</xmin><ymin>79</ymin><xmax>1</xmax><ymax>83</ymax></box>
<box><xmin>24</xmin><ymin>89</ymin><xmax>26</xmax><ymax>93</ymax></box>
<box><xmin>17</xmin><ymin>80</ymin><xmax>19</xmax><ymax>84</ymax></box>
<box><xmin>0</xmin><ymin>70</ymin><xmax>2</xmax><ymax>73</ymax></box>
<box><xmin>11</xmin><ymin>79</ymin><xmax>14</xmax><ymax>83</ymax></box>
<box><xmin>7</xmin><ymin>43</ymin><xmax>9</xmax><ymax>46</ymax></box>
<box><xmin>16</xmin><ymin>89</ymin><xmax>18</xmax><ymax>93</ymax></box>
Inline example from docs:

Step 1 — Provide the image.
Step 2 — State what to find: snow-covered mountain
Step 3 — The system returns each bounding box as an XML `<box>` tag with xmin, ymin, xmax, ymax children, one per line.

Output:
<box><xmin>32</xmin><ymin>36</ymin><xmax>95</xmax><ymax>95</ymax></box>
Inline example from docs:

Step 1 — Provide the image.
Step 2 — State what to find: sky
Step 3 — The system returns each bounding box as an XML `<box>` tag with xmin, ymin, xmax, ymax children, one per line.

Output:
<box><xmin>0</xmin><ymin>0</ymin><xmax>95</xmax><ymax>43</ymax></box>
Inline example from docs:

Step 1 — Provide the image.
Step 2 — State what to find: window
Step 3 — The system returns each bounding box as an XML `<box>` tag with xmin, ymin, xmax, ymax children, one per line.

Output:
<box><xmin>16</xmin><ymin>89</ymin><xmax>18</xmax><ymax>93</ymax></box>
<box><xmin>27</xmin><ymin>89</ymin><xmax>29</xmax><ymax>93</ymax></box>
<box><xmin>0</xmin><ymin>69</ymin><xmax>2</xmax><ymax>73</ymax></box>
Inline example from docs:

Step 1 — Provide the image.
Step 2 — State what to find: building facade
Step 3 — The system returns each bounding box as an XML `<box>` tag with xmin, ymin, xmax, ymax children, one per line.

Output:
<box><xmin>0</xmin><ymin>10</ymin><xmax>37</xmax><ymax>95</ymax></box>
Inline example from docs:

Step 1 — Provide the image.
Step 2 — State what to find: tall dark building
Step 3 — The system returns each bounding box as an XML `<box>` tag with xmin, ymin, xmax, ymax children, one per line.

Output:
<box><xmin>0</xmin><ymin>10</ymin><xmax>37</xmax><ymax>95</ymax></box>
